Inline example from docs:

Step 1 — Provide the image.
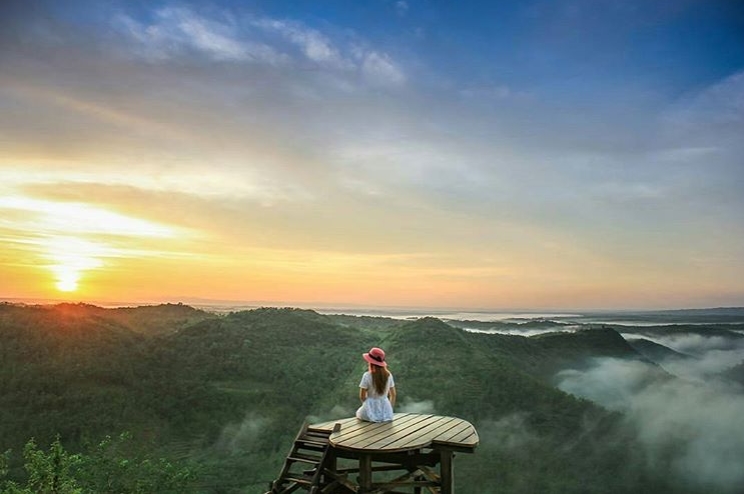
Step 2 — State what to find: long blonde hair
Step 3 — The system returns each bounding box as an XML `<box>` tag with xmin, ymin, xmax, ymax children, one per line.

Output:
<box><xmin>369</xmin><ymin>364</ymin><xmax>391</xmax><ymax>395</ymax></box>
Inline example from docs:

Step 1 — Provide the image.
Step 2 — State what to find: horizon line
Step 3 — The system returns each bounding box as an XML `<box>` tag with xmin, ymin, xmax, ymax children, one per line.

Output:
<box><xmin>1</xmin><ymin>296</ymin><xmax>742</xmax><ymax>315</ymax></box>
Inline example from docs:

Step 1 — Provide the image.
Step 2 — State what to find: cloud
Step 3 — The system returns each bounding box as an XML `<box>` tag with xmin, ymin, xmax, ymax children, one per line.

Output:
<box><xmin>306</xmin><ymin>405</ymin><xmax>352</xmax><ymax>424</ymax></box>
<box><xmin>462</xmin><ymin>326</ymin><xmax>580</xmax><ymax>337</ymax></box>
<box><xmin>359</xmin><ymin>51</ymin><xmax>406</xmax><ymax>86</ymax></box>
<box><xmin>253</xmin><ymin>16</ymin><xmax>405</xmax><ymax>86</ymax></box>
<box><xmin>658</xmin><ymin>69</ymin><xmax>744</xmax><ymax>181</ymax></box>
<box><xmin>0</xmin><ymin>193</ymin><xmax>197</xmax><ymax>292</ymax></box>
<box><xmin>215</xmin><ymin>413</ymin><xmax>269</xmax><ymax>452</ymax></box>
<box><xmin>557</xmin><ymin>358</ymin><xmax>663</xmax><ymax>412</ymax></box>
<box><xmin>111</xmin><ymin>5</ymin><xmax>406</xmax><ymax>87</ymax></box>
<box><xmin>476</xmin><ymin>413</ymin><xmax>538</xmax><ymax>452</ymax></box>
<box><xmin>0</xmin><ymin>195</ymin><xmax>177</xmax><ymax>238</ymax></box>
<box><xmin>631</xmin><ymin>378</ymin><xmax>744</xmax><ymax>492</ymax></box>
<box><xmin>623</xmin><ymin>332</ymin><xmax>744</xmax><ymax>382</ymax></box>
<box><xmin>398</xmin><ymin>399</ymin><xmax>436</xmax><ymax>414</ymax></box>
<box><xmin>556</xmin><ymin>356</ymin><xmax>744</xmax><ymax>492</ymax></box>
<box><xmin>666</xmin><ymin>70</ymin><xmax>744</xmax><ymax>129</ymax></box>
<box><xmin>0</xmin><ymin>1</ymin><xmax>742</xmax><ymax>307</ymax></box>
<box><xmin>114</xmin><ymin>6</ymin><xmax>286</xmax><ymax>64</ymax></box>
<box><xmin>251</xmin><ymin>18</ymin><xmax>348</xmax><ymax>69</ymax></box>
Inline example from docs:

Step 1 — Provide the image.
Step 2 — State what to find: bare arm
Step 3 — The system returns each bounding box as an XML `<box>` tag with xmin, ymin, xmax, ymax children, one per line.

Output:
<box><xmin>388</xmin><ymin>387</ymin><xmax>396</xmax><ymax>408</ymax></box>
<box><xmin>359</xmin><ymin>388</ymin><xmax>367</xmax><ymax>403</ymax></box>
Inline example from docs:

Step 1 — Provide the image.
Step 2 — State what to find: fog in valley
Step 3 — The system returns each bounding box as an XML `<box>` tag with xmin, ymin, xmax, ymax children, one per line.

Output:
<box><xmin>557</xmin><ymin>331</ymin><xmax>744</xmax><ymax>493</ymax></box>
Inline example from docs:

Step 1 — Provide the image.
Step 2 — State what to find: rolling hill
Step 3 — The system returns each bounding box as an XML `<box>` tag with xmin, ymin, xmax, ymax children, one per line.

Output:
<box><xmin>0</xmin><ymin>303</ymin><xmax>710</xmax><ymax>493</ymax></box>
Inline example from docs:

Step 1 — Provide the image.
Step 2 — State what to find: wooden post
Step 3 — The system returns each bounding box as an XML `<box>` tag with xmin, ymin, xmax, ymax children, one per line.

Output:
<box><xmin>413</xmin><ymin>470</ymin><xmax>423</xmax><ymax>494</ymax></box>
<box><xmin>358</xmin><ymin>454</ymin><xmax>372</xmax><ymax>493</ymax></box>
<box><xmin>326</xmin><ymin>448</ymin><xmax>337</xmax><ymax>485</ymax></box>
<box><xmin>440</xmin><ymin>449</ymin><xmax>454</xmax><ymax>494</ymax></box>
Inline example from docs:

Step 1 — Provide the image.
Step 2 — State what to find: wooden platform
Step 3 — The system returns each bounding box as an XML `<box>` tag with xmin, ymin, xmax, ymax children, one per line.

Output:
<box><xmin>304</xmin><ymin>413</ymin><xmax>479</xmax><ymax>493</ymax></box>
<box><xmin>311</xmin><ymin>413</ymin><xmax>478</xmax><ymax>454</ymax></box>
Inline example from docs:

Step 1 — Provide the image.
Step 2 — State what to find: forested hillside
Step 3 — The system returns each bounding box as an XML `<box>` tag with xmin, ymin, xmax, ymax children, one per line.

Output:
<box><xmin>0</xmin><ymin>303</ymin><xmax>721</xmax><ymax>493</ymax></box>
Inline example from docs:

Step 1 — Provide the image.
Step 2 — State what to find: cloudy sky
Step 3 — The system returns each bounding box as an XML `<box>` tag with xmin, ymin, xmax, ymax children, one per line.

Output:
<box><xmin>1</xmin><ymin>0</ymin><xmax>743</xmax><ymax>309</ymax></box>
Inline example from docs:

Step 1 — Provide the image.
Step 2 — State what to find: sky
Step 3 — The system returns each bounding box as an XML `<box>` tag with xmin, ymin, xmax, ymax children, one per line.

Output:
<box><xmin>1</xmin><ymin>0</ymin><xmax>743</xmax><ymax>310</ymax></box>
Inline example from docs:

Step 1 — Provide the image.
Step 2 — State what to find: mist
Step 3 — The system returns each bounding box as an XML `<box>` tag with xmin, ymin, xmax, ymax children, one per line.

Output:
<box><xmin>556</xmin><ymin>355</ymin><xmax>744</xmax><ymax>492</ymax></box>
<box><xmin>398</xmin><ymin>398</ymin><xmax>436</xmax><ymax>415</ymax></box>
<box><xmin>623</xmin><ymin>332</ymin><xmax>744</xmax><ymax>381</ymax></box>
<box><xmin>306</xmin><ymin>405</ymin><xmax>353</xmax><ymax>425</ymax></box>
<box><xmin>462</xmin><ymin>324</ymin><xmax>581</xmax><ymax>337</ymax></box>
<box><xmin>216</xmin><ymin>413</ymin><xmax>269</xmax><ymax>452</ymax></box>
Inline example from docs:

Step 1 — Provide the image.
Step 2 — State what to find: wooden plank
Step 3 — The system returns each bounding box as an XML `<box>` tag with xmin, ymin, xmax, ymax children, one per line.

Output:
<box><xmin>331</xmin><ymin>420</ymin><xmax>380</xmax><ymax>441</ymax></box>
<box><xmin>309</xmin><ymin>416</ymin><xmax>359</xmax><ymax>432</ymax></box>
<box><xmin>372</xmin><ymin>416</ymin><xmax>461</xmax><ymax>451</ymax></box>
<box><xmin>447</xmin><ymin>427</ymin><xmax>479</xmax><ymax>446</ymax></box>
<box><xmin>367</xmin><ymin>416</ymin><xmax>458</xmax><ymax>451</ymax></box>
<box><xmin>318</xmin><ymin>413</ymin><xmax>478</xmax><ymax>454</ymax></box>
<box><xmin>331</xmin><ymin>424</ymin><xmax>397</xmax><ymax>450</ymax></box>
<box><xmin>365</xmin><ymin>417</ymin><xmax>454</xmax><ymax>452</ymax></box>
<box><xmin>340</xmin><ymin>415</ymin><xmax>439</xmax><ymax>451</ymax></box>
<box><xmin>369</xmin><ymin>468</ymin><xmax>440</xmax><ymax>489</ymax></box>
<box><xmin>331</xmin><ymin>413</ymin><xmax>420</xmax><ymax>443</ymax></box>
<box><xmin>328</xmin><ymin>414</ymin><xmax>404</xmax><ymax>442</ymax></box>
<box><xmin>311</xmin><ymin>412</ymin><xmax>414</xmax><ymax>433</ymax></box>
<box><xmin>431</xmin><ymin>420</ymin><xmax>478</xmax><ymax>450</ymax></box>
<box><xmin>332</xmin><ymin>414</ymin><xmax>432</xmax><ymax>449</ymax></box>
<box><xmin>418</xmin><ymin>465</ymin><xmax>440</xmax><ymax>482</ymax></box>
<box><xmin>429</xmin><ymin>421</ymin><xmax>470</xmax><ymax>443</ymax></box>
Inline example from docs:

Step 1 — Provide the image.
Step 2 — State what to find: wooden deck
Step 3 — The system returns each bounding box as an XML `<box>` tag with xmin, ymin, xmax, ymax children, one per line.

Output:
<box><xmin>311</xmin><ymin>413</ymin><xmax>478</xmax><ymax>454</ymax></box>
<box><xmin>304</xmin><ymin>413</ymin><xmax>478</xmax><ymax>493</ymax></box>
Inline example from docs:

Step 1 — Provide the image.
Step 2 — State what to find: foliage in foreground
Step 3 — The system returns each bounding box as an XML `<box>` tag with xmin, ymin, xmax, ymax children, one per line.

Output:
<box><xmin>0</xmin><ymin>434</ymin><xmax>195</xmax><ymax>494</ymax></box>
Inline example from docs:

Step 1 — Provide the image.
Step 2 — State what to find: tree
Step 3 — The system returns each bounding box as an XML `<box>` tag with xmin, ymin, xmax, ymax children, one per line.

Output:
<box><xmin>0</xmin><ymin>434</ymin><xmax>195</xmax><ymax>494</ymax></box>
<box><xmin>1</xmin><ymin>436</ymin><xmax>82</xmax><ymax>494</ymax></box>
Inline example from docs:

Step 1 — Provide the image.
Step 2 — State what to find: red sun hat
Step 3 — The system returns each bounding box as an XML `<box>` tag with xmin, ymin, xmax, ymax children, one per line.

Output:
<box><xmin>363</xmin><ymin>347</ymin><xmax>387</xmax><ymax>367</ymax></box>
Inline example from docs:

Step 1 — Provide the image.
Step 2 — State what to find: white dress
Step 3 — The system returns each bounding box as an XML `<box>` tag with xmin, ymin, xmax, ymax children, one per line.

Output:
<box><xmin>356</xmin><ymin>371</ymin><xmax>395</xmax><ymax>422</ymax></box>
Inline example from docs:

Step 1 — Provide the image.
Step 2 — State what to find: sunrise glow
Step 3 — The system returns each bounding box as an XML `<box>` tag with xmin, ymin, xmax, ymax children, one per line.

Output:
<box><xmin>45</xmin><ymin>237</ymin><xmax>105</xmax><ymax>293</ymax></box>
<box><xmin>1</xmin><ymin>1</ymin><xmax>743</xmax><ymax>309</ymax></box>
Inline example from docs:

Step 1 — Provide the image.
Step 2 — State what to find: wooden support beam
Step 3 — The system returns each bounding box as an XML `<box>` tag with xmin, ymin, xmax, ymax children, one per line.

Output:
<box><xmin>266</xmin><ymin>414</ymin><xmax>478</xmax><ymax>494</ymax></box>
<box><xmin>358</xmin><ymin>454</ymin><xmax>372</xmax><ymax>492</ymax></box>
<box><xmin>440</xmin><ymin>449</ymin><xmax>454</xmax><ymax>494</ymax></box>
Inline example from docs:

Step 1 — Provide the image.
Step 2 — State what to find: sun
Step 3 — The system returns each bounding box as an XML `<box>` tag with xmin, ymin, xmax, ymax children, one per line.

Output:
<box><xmin>0</xmin><ymin>196</ymin><xmax>180</xmax><ymax>297</ymax></box>
<box><xmin>54</xmin><ymin>267</ymin><xmax>80</xmax><ymax>292</ymax></box>
<box><xmin>46</xmin><ymin>237</ymin><xmax>104</xmax><ymax>294</ymax></box>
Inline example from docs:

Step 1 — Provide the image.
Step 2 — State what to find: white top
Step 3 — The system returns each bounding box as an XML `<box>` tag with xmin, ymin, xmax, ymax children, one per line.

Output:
<box><xmin>356</xmin><ymin>371</ymin><xmax>395</xmax><ymax>422</ymax></box>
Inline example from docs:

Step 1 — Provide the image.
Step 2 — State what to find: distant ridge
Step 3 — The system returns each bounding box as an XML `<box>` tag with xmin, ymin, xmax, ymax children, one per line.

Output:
<box><xmin>627</xmin><ymin>338</ymin><xmax>696</xmax><ymax>363</ymax></box>
<box><xmin>3</xmin><ymin>297</ymin><xmax>743</xmax><ymax>318</ymax></box>
<box><xmin>636</xmin><ymin>307</ymin><xmax>744</xmax><ymax>315</ymax></box>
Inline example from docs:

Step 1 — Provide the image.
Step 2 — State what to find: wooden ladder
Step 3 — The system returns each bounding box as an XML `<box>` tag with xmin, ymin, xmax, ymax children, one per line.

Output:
<box><xmin>268</xmin><ymin>423</ymin><xmax>337</xmax><ymax>494</ymax></box>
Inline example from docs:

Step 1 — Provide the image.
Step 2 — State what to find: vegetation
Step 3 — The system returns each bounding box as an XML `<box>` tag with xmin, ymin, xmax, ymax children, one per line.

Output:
<box><xmin>0</xmin><ymin>433</ymin><xmax>194</xmax><ymax>494</ymax></box>
<box><xmin>1</xmin><ymin>302</ymin><xmax>738</xmax><ymax>493</ymax></box>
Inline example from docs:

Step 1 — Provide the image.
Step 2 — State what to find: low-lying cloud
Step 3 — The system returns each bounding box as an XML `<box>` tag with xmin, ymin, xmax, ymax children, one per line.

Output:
<box><xmin>557</xmin><ymin>356</ymin><xmax>744</xmax><ymax>493</ymax></box>
<box><xmin>557</xmin><ymin>358</ymin><xmax>662</xmax><ymax>412</ymax></box>
<box><xmin>623</xmin><ymin>332</ymin><xmax>744</xmax><ymax>381</ymax></box>
<box><xmin>306</xmin><ymin>404</ymin><xmax>352</xmax><ymax>424</ymax></box>
<box><xmin>639</xmin><ymin>333</ymin><xmax>743</xmax><ymax>354</ymax></box>
<box><xmin>398</xmin><ymin>398</ymin><xmax>436</xmax><ymax>415</ymax></box>
<box><xmin>476</xmin><ymin>413</ymin><xmax>538</xmax><ymax>453</ymax></box>
<box><xmin>215</xmin><ymin>413</ymin><xmax>269</xmax><ymax>452</ymax></box>
<box><xmin>463</xmin><ymin>326</ymin><xmax>579</xmax><ymax>337</ymax></box>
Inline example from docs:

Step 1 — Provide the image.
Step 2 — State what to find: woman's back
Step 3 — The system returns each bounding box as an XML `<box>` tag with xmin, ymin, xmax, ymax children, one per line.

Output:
<box><xmin>356</xmin><ymin>347</ymin><xmax>396</xmax><ymax>423</ymax></box>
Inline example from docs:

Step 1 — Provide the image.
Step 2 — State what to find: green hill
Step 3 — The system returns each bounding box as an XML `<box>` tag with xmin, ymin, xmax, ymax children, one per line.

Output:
<box><xmin>626</xmin><ymin>337</ymin><xmax>696</xmax><ymax>363</ymax></box>
<box><xmin>0</xmin><ymin>304</ymin><xmax>693</xmax><ymax>493</ymax></box>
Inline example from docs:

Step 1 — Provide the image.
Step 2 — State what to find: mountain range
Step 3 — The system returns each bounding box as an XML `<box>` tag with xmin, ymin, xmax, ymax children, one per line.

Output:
<box><xmin>1</xmin><ymin>302</ymin><xmax>742</xmax><ymax>493</ymax></box>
